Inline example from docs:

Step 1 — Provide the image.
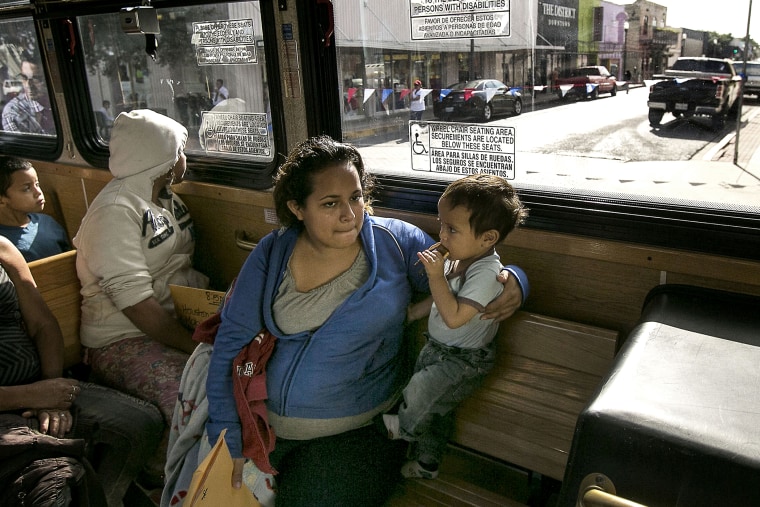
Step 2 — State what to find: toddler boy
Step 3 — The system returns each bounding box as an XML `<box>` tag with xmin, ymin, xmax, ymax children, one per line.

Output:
<box><xmin>383</xmin><ymin>173</ymin><xmax>527</xmax><ymax>479</ymax></box>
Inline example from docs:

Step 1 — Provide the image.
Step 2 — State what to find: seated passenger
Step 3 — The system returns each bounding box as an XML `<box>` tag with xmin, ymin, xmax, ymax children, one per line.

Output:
<box><xmin>0</xmin><ymin>156</ymin><xmax>71</xmax><ymax>261</ymax></box>
<box><xmin>73</xmin><ymin>109</ymin><xmax>209</xmax><ymax>484</ymax></box>
<box><xmin>0</xmin><ymin>235</ymin><xmax>164</xmax><ymax>506</ymax></box>
<box><xmin>164</xmin><ymin>136</ymin><xmax>528</xmax><ymax>506</ymax></box>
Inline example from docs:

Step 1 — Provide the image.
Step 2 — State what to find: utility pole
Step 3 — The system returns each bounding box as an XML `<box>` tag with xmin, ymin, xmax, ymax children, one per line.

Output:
<box><xmin>469</xmin><ymin>38</ymin><xmax>475</xmax><ymax>81</ymax></box>
<box><xmin>623</xmin><ymin>21</ymin><xmax>629</xmax><ymax>78</ymax></box>
<box><xmin>734</xmin><ymin>0</ymin><xmax>753</xmax><ymax>165</ymax></box>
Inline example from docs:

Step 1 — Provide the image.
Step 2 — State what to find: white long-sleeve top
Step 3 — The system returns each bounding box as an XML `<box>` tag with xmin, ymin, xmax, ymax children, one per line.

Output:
<box><xmin>73</xmin><ymin>176</ymin><xmax>208</xmax><ymax>348</ymax></box>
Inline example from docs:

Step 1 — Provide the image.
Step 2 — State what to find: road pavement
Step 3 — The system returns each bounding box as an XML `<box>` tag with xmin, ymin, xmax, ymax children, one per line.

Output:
<box><xmin>352</xmin><ymin>86</ymin><xmax>760</xmax><ymax>207</ymax></box>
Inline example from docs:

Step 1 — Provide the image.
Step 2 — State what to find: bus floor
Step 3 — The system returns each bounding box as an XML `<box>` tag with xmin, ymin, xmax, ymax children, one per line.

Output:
<box><xmin>123</xmin><ymin>481</ymin><xmax>162</xmax><ymax>506</ymax></box>
<box><xmin>387</xmin><ymin>444</ymin><xmax>562</xmax><ymax>507</ymax></box>
<box><xmin>121</xmin><ymin>446</ymin><xmax>563</xmax><ymax>507</ymax></box>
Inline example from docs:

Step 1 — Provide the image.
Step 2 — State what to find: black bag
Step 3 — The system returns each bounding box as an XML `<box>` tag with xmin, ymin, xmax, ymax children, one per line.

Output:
<box><xmin>0</xmin><ymin>415</ymin><xmax>106</xmax><ymax>506</ymax></box>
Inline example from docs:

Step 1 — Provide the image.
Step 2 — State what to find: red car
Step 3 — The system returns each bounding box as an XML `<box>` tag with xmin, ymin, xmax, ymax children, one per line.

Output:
<box><xmin>555</xmin><ymin>66</ymin><xmax>617</xmax><ymax>100</ymax></box>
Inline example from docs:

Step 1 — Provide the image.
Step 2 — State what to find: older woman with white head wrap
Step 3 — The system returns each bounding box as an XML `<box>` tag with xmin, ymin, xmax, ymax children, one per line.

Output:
<box><xmin>73</xmin><ymin>109</ymin><xmax>208</xmax><ymax>484</ymax></box>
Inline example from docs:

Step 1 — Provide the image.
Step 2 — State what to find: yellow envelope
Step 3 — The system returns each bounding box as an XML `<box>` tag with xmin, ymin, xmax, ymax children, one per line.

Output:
<box><xmin>169</xmin><ymin>284</ymin><xmax>226</xmax><ymax>331</ymax></box>
<box><xmin>186</xmin><ymin>429</ymin><xmax>260</xmax><ymax>506</ymax></box>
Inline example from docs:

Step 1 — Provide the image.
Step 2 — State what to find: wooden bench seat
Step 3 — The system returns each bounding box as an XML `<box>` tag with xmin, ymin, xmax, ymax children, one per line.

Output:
<box><xmin>28</xmin><ymin>249</ymin><xmax>82</xmax><ymax>369</ymax></box>
<box><xmin>387</xmin><ymin>312</ymin><xmax>618</xmax><ymax>506</ymax></box>
<box><xmin>25</xmin><ymin>248</ymin><xmax>619</xmax><ymax>506</ymax></box>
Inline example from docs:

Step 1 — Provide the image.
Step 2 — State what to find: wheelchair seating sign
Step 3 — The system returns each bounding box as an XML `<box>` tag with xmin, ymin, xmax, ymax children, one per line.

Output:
<box><xmin>409</xmin><ymin>121</ymin><xmax>515</xmax><ymax>179</ymax></box>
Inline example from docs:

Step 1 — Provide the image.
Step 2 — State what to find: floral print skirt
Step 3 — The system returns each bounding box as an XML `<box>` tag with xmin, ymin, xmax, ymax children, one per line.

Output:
<box><xmin>85</xmin><ymin>336</ymin><xmax>191</xmax><ymax>484</ymax></box>
<box><xmin>85</xmin><ymin>336</ymin><xmax>190</xmax><ymax>425</ymax></box>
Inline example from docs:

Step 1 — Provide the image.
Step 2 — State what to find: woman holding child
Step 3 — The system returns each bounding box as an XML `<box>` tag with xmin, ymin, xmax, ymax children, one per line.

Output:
<box><xmin>203</xmin><ymin>136</ymin><xmax>528</xmax><ymax>505</ymax></box>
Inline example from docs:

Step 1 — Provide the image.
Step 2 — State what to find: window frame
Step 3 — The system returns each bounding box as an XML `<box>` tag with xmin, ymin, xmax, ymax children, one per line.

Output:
<box><xmin>39</xmin><ymin>0</ymin><xmax>285</xmax><ymax>190</ymax></box>
<box><xmin>372</xmin><ymin>173</ymin><xmax>760</xmax><ymax>261</ymax></box>
<box><xmin>0</xmin><ymin>5</ymin><xmax>62</xmax><ymax>160</ymax></box>
<box><xmin>298</xmin><ymin>0</ymin><xmax>760</xmax><ymax>261</ymax></box>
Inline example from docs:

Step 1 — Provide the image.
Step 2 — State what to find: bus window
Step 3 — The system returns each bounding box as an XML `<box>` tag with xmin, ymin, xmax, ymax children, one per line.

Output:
<box><xmin>79</xmin><ymin>2</ymin><xmax>273</xmax><ymax>163</ymax></box>
<box><xmin>331</xmin><ymin>0</ymin><xmax>759</xmax><ymax>249</ymax></box>
<box><xmin>333</xmin><ymin>0</ymin><xmax>570</xmax><ymax>185</ymax></box>
<box><xmin>0</xmin><ymin>17</ymin><xmax>57</xmax><ymax>138</ymax></box>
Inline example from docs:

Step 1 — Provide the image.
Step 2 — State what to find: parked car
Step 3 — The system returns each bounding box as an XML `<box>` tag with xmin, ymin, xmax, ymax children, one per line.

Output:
<box><xmin>741</xmin><ymin>61</ymin><xmax>760</xmax><ymax>98</ymax></box>
<box><xmin>432</xmin><ymin>81</ymin><xmax>461</xmax><ymax>118</ymax></box>
<box><xmin>555</xmin><ymin>66</ymin><xmax>617</xmax><ymax>100</ymax></box>
<box><xmin>433</xmin><ymin>79</ymin><xmax>522</xmax><ymax>122</ymax></box>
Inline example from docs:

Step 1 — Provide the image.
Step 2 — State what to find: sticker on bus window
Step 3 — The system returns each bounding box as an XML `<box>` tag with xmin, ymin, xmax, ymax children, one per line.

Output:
<box><xmin>192</xmin><ymin>19</ymin><xmax>258</xmax><ymax>65</ymax></box>
<box><xmin>200</xmin><ymin>111</ymin><xmax>271</xmax><ymax>157</ymax></box>
<box><xmin>409</xmin><ymin>121</ymin><xmax>515</xmax><ymax>180</ymax></box>
<box><xmin>410</xmin><ymin>0</ymin><xmax>511</xmax><ymax>40</ymax></box>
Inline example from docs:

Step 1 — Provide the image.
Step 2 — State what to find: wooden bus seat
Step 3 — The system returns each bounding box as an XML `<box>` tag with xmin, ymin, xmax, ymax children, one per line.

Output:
<box><xmin>25</xmin><ymin>247</ymin><xmax>619</xmax><ymax>506</ymax></box>
<box><xmin>28</xmin><ymin>250</ymin><xmax>82</xmax><ymax>369</ymax></box>
<box><xmin>387</xmin><ymin>312</ymin><xmax>618</xmax><ymax>506</ymax></box>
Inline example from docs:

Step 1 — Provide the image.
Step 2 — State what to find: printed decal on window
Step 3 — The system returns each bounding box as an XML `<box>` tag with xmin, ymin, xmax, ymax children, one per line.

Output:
<box><xmin>192</xmin><ymin>19</ymin><xmax>258</xmax><ymax>65</ymax></box>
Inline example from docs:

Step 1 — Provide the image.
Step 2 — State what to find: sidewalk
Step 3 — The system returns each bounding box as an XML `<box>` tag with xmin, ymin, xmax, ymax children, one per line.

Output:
<box><xmin>709</xmin><ymin>106</ymin><xmax>760</xmax><ymax>175</ymax></box>
<box><xmin>344</xmin><ymin>83</ymin><xmax>647</xmax><ymax>141</ymax></box>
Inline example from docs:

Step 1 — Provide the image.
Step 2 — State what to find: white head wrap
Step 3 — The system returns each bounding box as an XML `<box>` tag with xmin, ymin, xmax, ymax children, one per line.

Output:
<box><xmin>108</xmin><ymin>109</ymin><xmax>188</xmax><ymax>181</ymax></box>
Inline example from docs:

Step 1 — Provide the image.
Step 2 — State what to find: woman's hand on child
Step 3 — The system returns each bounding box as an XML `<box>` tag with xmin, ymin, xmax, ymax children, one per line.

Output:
<box><xmin>482</xmin><ymin>271</ymin><xmax>521</xmax><ymax>322</ymax></box>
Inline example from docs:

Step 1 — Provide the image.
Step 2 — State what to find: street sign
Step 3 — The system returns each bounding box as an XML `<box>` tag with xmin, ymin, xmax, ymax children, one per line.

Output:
<box><xmin>192</xmin><ymin>19</ymin><xmax>258</xmax><ymax>65</ymax></box>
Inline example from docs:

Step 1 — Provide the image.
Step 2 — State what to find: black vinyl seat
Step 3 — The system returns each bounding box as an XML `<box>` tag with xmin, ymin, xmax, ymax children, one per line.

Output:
<box><xmin>558</xmin><ymin>285</ymin><xmax>760</xmax><ymax>507</ymax></box>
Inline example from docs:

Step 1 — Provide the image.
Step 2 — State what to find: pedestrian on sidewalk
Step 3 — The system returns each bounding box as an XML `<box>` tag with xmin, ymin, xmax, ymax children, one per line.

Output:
<box><xmin>410</xmin><ymin>80</ymin><xmax>425</xmax><ymax>121</ymax></box>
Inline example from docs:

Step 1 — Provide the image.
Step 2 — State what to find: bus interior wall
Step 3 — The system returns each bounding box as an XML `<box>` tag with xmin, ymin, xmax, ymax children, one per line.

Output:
<box><xmin>33</xmin><ymin>160</ymin><xmax>760</xmax><ymax>342</ymax></box>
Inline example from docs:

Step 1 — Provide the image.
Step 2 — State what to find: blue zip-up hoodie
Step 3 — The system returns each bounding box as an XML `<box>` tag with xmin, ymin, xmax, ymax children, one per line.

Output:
<box><xmin>206</xmin><ymin>213</ymin><xmax>528</xmax><ymax>458</ymax></box>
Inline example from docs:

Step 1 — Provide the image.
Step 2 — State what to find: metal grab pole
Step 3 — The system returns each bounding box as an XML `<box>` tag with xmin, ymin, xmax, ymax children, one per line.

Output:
<box><xmin>735</xmin><ymin>0</ymin><xmax>753</xmax><ymax>165</ymax></box>
<box><xmin>582</xmin><ymin>488</ymin><xmax>648</xmax><ymax>507</ymax></box>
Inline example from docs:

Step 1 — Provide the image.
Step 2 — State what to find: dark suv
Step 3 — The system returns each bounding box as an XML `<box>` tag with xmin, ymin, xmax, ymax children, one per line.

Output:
<box><xmin>741</xmin><ymin>61</ymin><xmax>760</xmax><ymax>98</ymax></box>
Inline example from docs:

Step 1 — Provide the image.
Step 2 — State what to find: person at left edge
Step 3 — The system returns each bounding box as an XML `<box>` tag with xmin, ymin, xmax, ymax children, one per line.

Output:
<box><xmin>0</xmin><ymin>235</ymin><xmax>164</xmax><ymax>506</ymax></box>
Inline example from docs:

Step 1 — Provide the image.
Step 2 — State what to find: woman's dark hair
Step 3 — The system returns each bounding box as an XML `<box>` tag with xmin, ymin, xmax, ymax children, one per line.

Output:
<box><xmin>0</xmin><ymin>157</ymin><xmax>33</xmax><ymax>196</ymax></box>
<box><xmin>440</xmin><ymin>174</ymin><xmax>528</xmax><ymax>243</ymax></box>
<box><xmin>273</xmin><ymin>136</ymin><xmax>375</xmax><ymax>227</ymax></box>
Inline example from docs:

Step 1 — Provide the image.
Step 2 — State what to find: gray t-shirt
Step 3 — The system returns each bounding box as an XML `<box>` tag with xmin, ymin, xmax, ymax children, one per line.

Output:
<box><xmin>273</xmin><ymin>251</ymin><xmax>369</xmax><ymax>334</ymax></box>
<box><xmin>270</xmin><ymin>251</ymin><xmax>383</xmax><ymax>440</ymax></box>
<box><xmin>427</xmin><ymin>251</ymin><xmax>502</xmax><ymax>349</ymax></box>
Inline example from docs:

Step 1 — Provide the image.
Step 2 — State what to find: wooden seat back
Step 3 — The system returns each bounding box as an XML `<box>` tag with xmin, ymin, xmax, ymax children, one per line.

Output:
<box><xmin>454</xmin><ymin>312</ymin><xmax>617</xmax><ymax>481</ymax></box>
<box><xmin>28</xmin><ymin>250</ymin><xmax>82</xmax><ymax>369</ymax></box>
